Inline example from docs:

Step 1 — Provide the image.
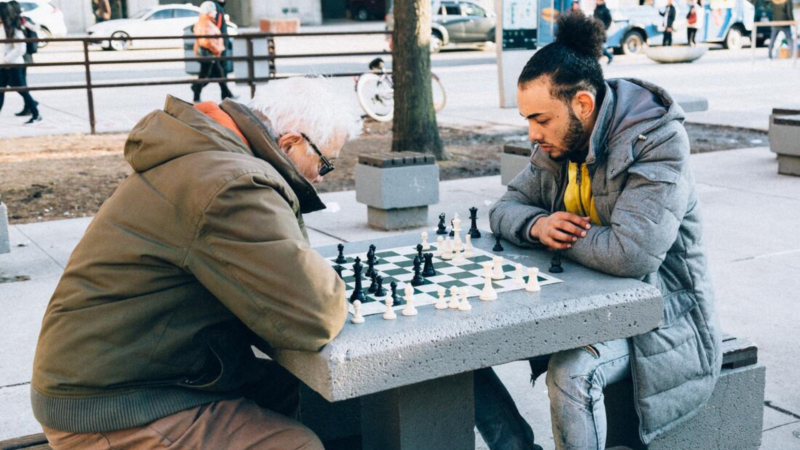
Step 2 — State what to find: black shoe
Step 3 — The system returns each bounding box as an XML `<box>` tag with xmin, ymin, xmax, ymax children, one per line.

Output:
<box><xmin>24</xmin><ymin>116</ymin><xmax>42</xmax><ymax>125</ymax></box>
<box><xmin>15</xmin><ymin>108</ymin><xmax>31</xmax><ymax>117</ymax></box>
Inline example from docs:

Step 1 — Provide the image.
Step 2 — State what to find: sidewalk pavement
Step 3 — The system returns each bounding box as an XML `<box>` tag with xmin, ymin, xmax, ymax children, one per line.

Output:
<box><xmin>2</xmin><ymin>146</ymin><xmax>800</xmax><ymax>448</ymax></box>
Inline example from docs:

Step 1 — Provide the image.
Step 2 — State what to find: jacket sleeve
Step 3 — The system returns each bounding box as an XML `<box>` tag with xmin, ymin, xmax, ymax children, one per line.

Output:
<box><xmin>1</xmin><ymin>29</ymin><xmax>25</xmax><ymax>64</ymax></box>
<box><xmin>565</xmin><ymin>124</ymin><xmax>691</xmax><ymax>278</ymax></box>
<box><xmin>489</xmin><ymin>163</ymin><xmax>552</xmax><ymax>248</ymax></box>
<box><xmin>185</xmin><ymin>172</ymin><xmax>348</xmax><ymax>352</ymax></box>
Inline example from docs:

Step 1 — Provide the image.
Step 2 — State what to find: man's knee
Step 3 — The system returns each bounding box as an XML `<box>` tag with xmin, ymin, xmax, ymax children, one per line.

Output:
<box><xmin>545</xmin><ymin>347</ymin><xmax>600</xmax><ymax>404</ymax></box>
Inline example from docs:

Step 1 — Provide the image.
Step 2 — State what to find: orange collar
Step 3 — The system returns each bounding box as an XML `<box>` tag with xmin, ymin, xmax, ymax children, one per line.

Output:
<box><xmin>194</xmin><ymin>101</ymin><xmax>250</xmax><ymax>148</ymax></box>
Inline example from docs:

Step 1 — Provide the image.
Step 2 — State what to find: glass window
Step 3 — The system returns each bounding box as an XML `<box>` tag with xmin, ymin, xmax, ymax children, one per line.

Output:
<box><xmin>443</xmin><ymin>2</ymin><xmax>461</xmax><ymax>15</ymax></box>
<box><xmin>174</xmin><ymin>8</ymin><xmax>199</xmax><ymax>18</ymax></box>
<box><xmin>462</xmin><ymin>2</ymin><xmax>486</xmax><ymax>16</ymax></box>
<box><xmin>148</xmin><ymin>9</ymin><xmax>175</xmax><ymax>20</ymax></box>
<box><xmin>19</xmin><ymin>2</ymin><xmax>38</xmax><ymax>12</ymax></box>
<box><xmin>130</xmin><ymin>8</ymin><xmax>152</xmax><ymax>19</ymax></box>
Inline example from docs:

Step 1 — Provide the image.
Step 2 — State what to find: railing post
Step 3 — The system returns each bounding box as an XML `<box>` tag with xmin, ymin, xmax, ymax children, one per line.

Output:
<box><xmin>247</xmin><ymin>36</ymin><xmax>256</xmax><ymax>98</ymax></box>
<box><xmin>82</xmin><ymin>40</ymin><xmax>97</xmax><ymax>135</ymax></box>
<box><xmin>267</xmin><ymin>35</ymin><xmax>276</xmax><ymax>80</ymax></box>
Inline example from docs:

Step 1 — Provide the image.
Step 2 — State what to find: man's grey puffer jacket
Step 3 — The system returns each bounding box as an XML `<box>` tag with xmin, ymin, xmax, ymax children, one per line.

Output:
<box><xmin>490</xmin><ymin>78</ymin><xmax>722</xmax><ymax>444</ymax></box>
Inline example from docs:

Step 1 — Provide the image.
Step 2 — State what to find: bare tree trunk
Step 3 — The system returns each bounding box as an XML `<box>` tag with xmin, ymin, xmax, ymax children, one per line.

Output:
<box><xmin>391</xmin><ymin>0</ymin><xmax>449</xmax><ymax>160</ymax></box>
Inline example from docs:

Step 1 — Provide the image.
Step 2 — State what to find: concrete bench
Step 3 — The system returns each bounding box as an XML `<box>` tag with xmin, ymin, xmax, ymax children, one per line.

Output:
<box><xmin>1</xmin><ymin>202</ymin><xmax>9</xmax><ymax>254</ymax></box>
<box><xmin>605</xmin><ymin>335</ymin><xmax>765</xmax><ymax>450</ymax></box>
<box><xmin>501</xmin><ymin>143</ymin><xmax>531</xmax><ymax>186</ymax></box>
<box><xmin>645</xmin><ymin>46</ymin><xmax>707</xmax><ymax>64</ymax></box>
<box><xmin>769</xmin><ymin>108</ymin><xmax>800</xmax><ymax>176</ymax></box>
<box><xmin>355</xmin><ymin>152</ymin><xmax>440</xmax><ymax>230</ymax></box>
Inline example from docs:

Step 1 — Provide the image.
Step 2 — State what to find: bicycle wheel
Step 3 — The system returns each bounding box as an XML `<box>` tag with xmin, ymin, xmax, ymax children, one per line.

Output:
<box><xmin>431</xmin><ymin>73</ymin><xmax>446</xmax><ymax>113</ymax></box>
<box><xmin>356</xmin><ymin>72</ymin><xmax>394</xmax><ymax>122</ymax></box>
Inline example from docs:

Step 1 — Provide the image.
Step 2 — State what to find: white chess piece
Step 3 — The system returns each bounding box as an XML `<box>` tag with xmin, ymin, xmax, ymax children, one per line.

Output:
<box><xmin>492</xmin><ymin>256</ymin><xmax>505</xmax><ymax>280</ymax></box>
<box><xmin>383</xmin><ymin>296</ymin><xmax>397</xmax><ymax>320</ymax></box>
<box><xmin>480</xmin><ymin>262</ymin><xmax>498</xmax><ymax>301</ymax></box>
<box><xmin>458</xmin><ymin>287</ymin><xmax>472</xmax><ymax>311</ymax></box>
<box><xmin>441</xmin><ymin>237</ymin><xmax>453</xmax><ymax>260</ymax></box>
<box><xmin>452</xmin><ymin>213</ymin><xmax>461</xmax><ymax>232</ymax></box>
<box><xmin>465</xmin><ymin>234</ymin><xmax>474</xmax><ymax>257</ymax></box>
<box><xmin>453</xmin><ymin>238</ymin><xmax>464</xmax><ymax>264</ymax></box>
<box><xmin>421</xmin><ymin>231</ymin><xmax>430</xmax><ymax>250</ymax></box>
<box><xmin>351</xmin><ymin>300</ymin><xmax>365</xmax><ymax>324</ymax></box>
<box><xmin>513</xmin><ymin>263</ymin><xmax>525</xmax><ymax>285</ymax></box>
<box><xmin>526</xmin><ymin>267</ymin><xmax>541</xmax><ymax>292</ymax></box>
<box><xmin>402</xmin><ymin>284</ymin><xmax>418</xmax><ymax>316</ymax></box>
<box><xmin>435</xmin><ymin>236</ymin><xmax>444</xmax><ymax>256</ymax></box>
<box><xmin>448</xmin><ymin>286</ymin><xmax>461</xmax><ymax>309</ymax></box>
<box><xmin>435</xmin><ymin>286</ymin><xmax>448</xmax><ymax>309</ymax></box>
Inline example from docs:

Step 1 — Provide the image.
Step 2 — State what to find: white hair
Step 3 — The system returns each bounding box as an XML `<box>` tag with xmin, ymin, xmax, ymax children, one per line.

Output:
<box><xmin>248</xmin><ymin>76</ymin><xmax>363</xmax><ymax>153</ymax></box>
<box><xmin>199</xmin><ymin>2</ymin><xmax>216</xmax><ymax>15</ymax></box>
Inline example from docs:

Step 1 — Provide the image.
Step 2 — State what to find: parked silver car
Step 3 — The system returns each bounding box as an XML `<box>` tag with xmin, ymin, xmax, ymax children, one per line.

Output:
<box><xmin>387</xmin><ymin>0</ymin><xmax>496</xmax><ymax>53</ymax></box>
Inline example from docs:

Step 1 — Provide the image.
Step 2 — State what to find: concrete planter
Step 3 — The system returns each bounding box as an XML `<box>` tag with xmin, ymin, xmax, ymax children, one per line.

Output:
<box><xmin>645</xmin><ymin>46</ymin><xmax>707</xmax><ymax>64</ymax></box>
<box><xmin>769</xmin><ymin>109</ymin><xmax>800</xmax><ymax>176</ymax></box>
<box><xmin>501</xmin><ymin>144</ymin><xmax>531</xmax><ymax>186</ymax></box>
<box><xmin>0</xmin><ymin>203</ymin><xmax>9</xmax><ymax>254</ymax></box>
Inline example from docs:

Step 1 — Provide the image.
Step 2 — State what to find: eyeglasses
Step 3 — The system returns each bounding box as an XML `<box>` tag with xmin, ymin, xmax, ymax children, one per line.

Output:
<box><xmin>300</xmin><ymin>132</ymin><xmax>335</xmax><ymax>177</ymax></box>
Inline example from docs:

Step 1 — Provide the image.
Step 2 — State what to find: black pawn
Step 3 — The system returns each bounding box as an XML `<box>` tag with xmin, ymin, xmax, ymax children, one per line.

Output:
<box><xmin>549</xmin><ymin>252</ymin><xmax>564</xmax><ymax>273</ymax></box>
<box><xmin>468</xmin><ymin>206</ymin><xmax>482</xmax><ymax>239</ymax></box>
<box><xmin>416</xmin><ymin>243</ymin><xmax>424</xmax><ymax>260</ymax></box>
<box><xmin>493</xmin><ymin>234</ymin><xmax>504</xmax><ymax>252</ymax></box>
<box><xmin>422</xmin><ymin>253</ymin><xmax>437</xmax><ymax>277</ymax></box>
<box><xmin>335</xmin><ymin>243</ymin><xmax>347</xmax><ymax>264</ymax></box>
<box><xmin>368</xmin><ymin>272</ymin><xmax>378</xmax><ymax>293</ymax></box>
<box><xmin>375</xmin><ymin>275</ymin><xmax>387</xmax><ymax>297</ymax></box>
<box><xmin>369</xmin><ymin>244</ymin><xmax>379</xmax><ymax>264</ymax></box>
<box><xmin>333</xmin><ymin>265</ymin><xmax>344</xmax><ymax>280</ymax></box>
<box><xmin>436</xmin><ymin>213</ymin><xmax>448</xmax><ymax>235</ymax></box>
<box><xmin>349</xmin><ymin>257</ymin><xmax>366</xmax><ymax>302</ymax></box>
<box><xmin>365</xmin><ymin>251</ymin><xmax>377</xmax><ymax>278</ymax></box>
<box><xmin>411</xmin><ymin>256</ymin><xmax>425</xmax><ymax>286</ymax></box>
<box><xmin>390</xmin><ymin>281</ymin><xmax>405</xmax><ymax>305</ymax></box>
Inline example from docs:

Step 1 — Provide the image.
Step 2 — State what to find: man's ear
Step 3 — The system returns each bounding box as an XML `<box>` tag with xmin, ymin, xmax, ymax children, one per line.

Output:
<box><xmin>277</xmin><ymin>132</ymin><xmax>304</xmax><ymax>154</ymax></box>
<box><xmin>572</xmin><ymin>91</ymin><xmax>597</xmax><ymax>121</ymax></box>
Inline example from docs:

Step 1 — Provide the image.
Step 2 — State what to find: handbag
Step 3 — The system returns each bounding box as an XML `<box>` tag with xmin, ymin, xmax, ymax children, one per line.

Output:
<box><xmin>687</xmin><ymin>7</ymin><xmax>697</xmax><ymax>25</ymax></box>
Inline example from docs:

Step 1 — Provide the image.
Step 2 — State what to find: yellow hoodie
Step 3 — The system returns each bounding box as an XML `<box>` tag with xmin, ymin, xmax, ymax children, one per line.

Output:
<box><xmin>564</xmin><ymin>161</ymin><xmax>601</xmax><ymax>225</ymax></box>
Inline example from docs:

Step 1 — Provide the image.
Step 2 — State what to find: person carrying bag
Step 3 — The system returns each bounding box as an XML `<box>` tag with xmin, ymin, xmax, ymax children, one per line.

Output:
<box><xmin>191</xmin><ymin>1</ymin><xmax>233</xmax><ymax>103</ymax></box>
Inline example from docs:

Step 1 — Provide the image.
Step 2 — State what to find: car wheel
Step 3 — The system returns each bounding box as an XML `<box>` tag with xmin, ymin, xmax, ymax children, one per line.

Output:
<box><xmin>110</xmin><ymin>31</ymin><xmax>131</xmax><ymax>51</ymax></box>
<box><xmin>430</xmin><ymin>33</ymin><xmax>443</xmax><ymax>54</ymax></box>
<box><xmin>37</xmin><ymin>27</ymin><xmax>52</xmax><ymax>49</ymax></box>
<box><xmin>356</xmin><ymin>8</ymin><xmax>369</xmax><ymax>21</ymax></box>
<box><xmin>621</xmin><ymin>31</ymin><xmax>646</xmax><ymax>55</ymax></box>
<box><xmin>724</xmin><ymin>26</ymin><xmax>744</xmax><ymax>50</ymax></box>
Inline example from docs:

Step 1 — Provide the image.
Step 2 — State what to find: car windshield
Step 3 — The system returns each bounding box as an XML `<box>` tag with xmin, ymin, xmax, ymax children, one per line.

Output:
<box><xmin>129</xmin><ymin>8</ymin><xmax>152</xmax><ymax>19</ymax></box>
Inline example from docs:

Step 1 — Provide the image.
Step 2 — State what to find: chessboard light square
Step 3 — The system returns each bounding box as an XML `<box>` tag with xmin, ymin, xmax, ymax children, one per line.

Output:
<box><xmin>382</xmin><ymin>255</ymin><xmax>409</xmax><ymax>263</ymax></box>
<box><xmin>437</xmin><ymin>266</ymin><xmax>463</xmax><ymax>275</ymax></box>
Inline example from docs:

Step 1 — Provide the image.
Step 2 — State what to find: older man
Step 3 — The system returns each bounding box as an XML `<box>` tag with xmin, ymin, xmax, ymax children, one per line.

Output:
<box><xmin>31</xmin><ymin>77</ymin><xmax>362</xmax><ymax>450</ymax></box>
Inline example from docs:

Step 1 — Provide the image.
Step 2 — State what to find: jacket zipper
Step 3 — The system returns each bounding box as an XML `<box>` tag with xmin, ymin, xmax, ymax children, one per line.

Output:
<box><xmin>576</xmin><ymin>164</ymin><xmax>587</xmax><ymax>217</ymax></box>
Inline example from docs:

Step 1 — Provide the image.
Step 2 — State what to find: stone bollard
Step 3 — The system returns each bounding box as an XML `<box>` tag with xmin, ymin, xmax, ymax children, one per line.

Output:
<box><xmin>769</xmin><ymin>108</ymin><xmax>800</xmax><ymax>176</ymax></box>
<box><xmin>0</xmin><ymin>202</ymin><xmax>10</xmax><ymax>254</ymax></box>
<box><xmin>355</xmin><ymin>152</ymin><xmax>439</xmax><ymax>230</ymax></box>
<box><xmin>501</xmin><ymin>144</ymin><xmax>531</xmax><ymax>186</ymax></box>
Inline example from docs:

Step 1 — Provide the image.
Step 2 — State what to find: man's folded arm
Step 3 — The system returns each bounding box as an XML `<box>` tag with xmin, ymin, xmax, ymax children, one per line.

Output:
<box><xmin>490</xmin><ymin>164</ymin><xmax>551</xmax><ymax>247</ymax></box>
<box><xmin>186</xmin><ymin>173</ymin><xmax>348</xmax><ymax>352</ymax></box>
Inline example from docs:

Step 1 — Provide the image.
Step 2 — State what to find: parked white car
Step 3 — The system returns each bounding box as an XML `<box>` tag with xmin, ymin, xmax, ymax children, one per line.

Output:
<box><xmin>0</xmin><ymin>0</ymin><xmax>67</xmax><ymax>47</ymax></box>
<box><xmin>87</xmin><ymin>4</ymin><xmax>237</xmax><ymax>51</ymax></box>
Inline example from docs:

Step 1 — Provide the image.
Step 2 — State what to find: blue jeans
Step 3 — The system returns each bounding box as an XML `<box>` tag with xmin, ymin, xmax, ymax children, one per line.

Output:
<box><xmin>475</xmin><ymin>339</ymin><xmax>631</xmax><ymax>450</ymax></box>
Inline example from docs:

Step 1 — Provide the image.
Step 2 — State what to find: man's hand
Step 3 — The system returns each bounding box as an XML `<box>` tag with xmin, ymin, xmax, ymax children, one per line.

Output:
<box><xmin>530</xmin><ymin>212</ymin><xmax>592</xmax><ymax>250</ymax></box>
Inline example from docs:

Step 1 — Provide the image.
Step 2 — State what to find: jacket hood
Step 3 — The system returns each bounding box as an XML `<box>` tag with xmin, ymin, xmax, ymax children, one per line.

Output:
<box><xmin>124</xmin><ymin>95</ymin><xmax>326</xmax><ymax>214</ymax></box>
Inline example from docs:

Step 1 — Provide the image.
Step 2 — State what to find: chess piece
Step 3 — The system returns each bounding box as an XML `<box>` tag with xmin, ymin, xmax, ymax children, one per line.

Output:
<box><xmin>493</xmin><ymin>234</ymin><xmax>504</xmax><ymax>252</ymax></box>
<box><xmin>526</xmin><ymin>267</ymin><xmax>541</xmax><ymax>292</ymax></box>
<box><xmin>513</xmin><ymin>263</ymin><xmax>525</xmax><ymax>285</ymax></box>
<box><xmin>349</xmin><ymin>257</ymin><xmax>366</xmax><ymax>303</ymax></box>
<box><xmin>368</xmin><ymin>272</ymin><xmax>378</xmax><ymax>293</ymax></box>
<box><xmin>435</xmin><ymin>236</ymin><xmax>444</xmax><ymax>256</ymax></box>
<box><xmin>416</xmin><ymin>243</ymin><xmax>424</xmax><ymax>261</ymax></box>
<box><xmin>464</xmin><ymin>234</ymin><xmax>474</xmax><ymax>257</ymax></box>
<box><xmin>468</xmin><ymin>206</ymin><xmax>481</xmax><ymax>239</ymax></box>
<box><xmin>449</xmin><ymin>219</ymin><xmax>455</xmax><ymax>237</ymax></box>
<box><xmin>411</xmin><ymin>256</ymin><xmax>425</xmax><ymax>286</ymax></box>
<box><xmin>383</xmin><ymin>296</ymin><xmax>397</xmax><ymax>320</ymax></box>
<box><xmin>441</xmin><ymin>237</ymin><xmax>453</xmax><ymax>260</ymax></box>
<box><xmin>480</xmin><ymin>262</ymin><xmax>498</xmax><ymax>301</ymax></box>
<box><xmin>365</xmin><ymin>250</ymin><xmax>377</xmax><ymax>278</ymax></box>
<box><xmin>453</xmin><ymin>238</ymin><xmax>464</xmax><ymax>264</ymax></box>
<box><xmin>437</xmin><ymin>213</ymin><xmax>448</xmax><ymax>235</ymax></box>
<box><xmin>374</xmin><ymin>275</ymin><xmax>387</xmax><ymax>297</ymax></box>
<box><xmin>333</xmin><ymin>265</ymin><xmax>344</xmax><ymax>280</ymax></box>
<box><xmin>452</xmin><ymin>213</ymin><xmax>462</xmax><ymax>246</ymax></box>
<box><xmin>390</xmin><ymin>281</ymin><xmax>405</xmax><ymax>306</ymax></box>
<box><xmin>402</xmin><ymin>284</ymin><xmax>418</xmax><ymax>316</ymax></box>
<box><xmin>351</xmin><ymin>300</ymin><xmax>365</xmax><ymax>324</ymax></box>
<box><xmin>422</xmin><ymin>253</ymin><xmax>437</xmax><ymax>277</ymax></box>
<box><xmin>458</xmin><ymin>287</ymin><xmax>472</xmax><ymax>311</ymax></box>
<box><xmin>549</xmin><ymin>252</ymin><xmax>564</xmax><ymax>273</ymax></box>
<box><xmin>421</xmin><ymin>231</ymin><xmax>430</xmax><ymax>250</ymax></box>
<box><xmin>335</xmin><ymin>243</ymin><xmax>347</xmax><ymax>264</ymax></box>
<box><xmin>448</xmin><ymin>286</ymin><xmax>461</xmax><ymax>309</ymax></box>
<box><xmin>492</xmin><ymin>256</ymin><xmax>505</xmax><ymax>280</ymax></box>
<box><xmin>435</xmin><ymin>286</ymin><xmax>448</xmax><ymax>309</ymax></box>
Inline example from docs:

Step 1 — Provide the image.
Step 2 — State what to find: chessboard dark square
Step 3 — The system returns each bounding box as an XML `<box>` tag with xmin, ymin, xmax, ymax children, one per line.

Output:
<box><xmin>471</xmin><ymin>255</ymin><xmax>493</xmax><ymax>263</ymax></box>
<box><xmin>458</xmin><ymin>263</ymin><xmax>483</xmax><ymax>271</ymax></box>
<box><xmin>438</xmin><ymin>280</ymin><xmax>467</xmax><ymax>288</ymax></box>
<box><xmin>395</xmin><ymin>260</ymin><xmax>416</xmax><ymax>268</ymax></box>
<box><xmin>376</xmin><ymin>251</ymin><xmax>400</xmax><ymax>258</ymax></box>
<box><xmin>383</xmin><ymin>268</ymin><xmax>408</xmax><ymax>276</ymax></box>
<box><xmin>450</xmin><ymin>271</ymin><xmax>478</xmax><ymax>280</ymax></box>
<box><xmin>503</xmin><ymin>264</ymin><xmax>516</xmax><ymax>272</ymax></box>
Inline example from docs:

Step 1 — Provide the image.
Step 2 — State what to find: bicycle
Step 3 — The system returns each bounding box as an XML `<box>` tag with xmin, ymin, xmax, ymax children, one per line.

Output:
<box><xmin>355</xmin><ymin>58</ymin><xmax>446</xmax><ymax>122</ymax></box>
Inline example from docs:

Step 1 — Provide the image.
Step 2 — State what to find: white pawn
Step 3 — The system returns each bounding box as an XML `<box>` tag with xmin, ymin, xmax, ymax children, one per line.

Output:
<box><xmin>421</xmin><ymin>231</ymin><xmax>430</xmax><ymax>250</ymax></box>
<box><xmin>465</xmin><ymin>234</ymin><xmax>474</xmax><ymax>257</ymax></box>
<box><xmin>383</xmin><ymin>296</ymin><xmax>397</xmax><ymax>320</ymax></box>
<box><xmin>480</xmin><ymin>262</ymin><xmax>498</xmax><ymax>301</ymax></box>
<box><xmin>402</xmin><ymin>284</ymin><xmax>418</xmax><ymax>316</ymax></box>
<box><xmin>458</xmin><ymin>287</ymin><xmax>472</xmax><ymax>311</ymax></box>
<box><xmin>351</xmin><ymin>300</ymin><xmax>365</xmax><ymax>324</ymax></box>
<box><xmin>513</xmin><ymin>263</ymin><xmax>525</xmax><ymax>285</ymax></box>
<box><xmin>441</xmin><ymin>237</ymin><xmax>453</xmax><ymax>260</ymax></box>
<box><xmin>492</xmin><ymin>256</ymin><xmax>505</xmax><ymax>280</ymax></box>
<box><xmin>526</xmin><ymin>267</ymin><xmax>541</xmax><ymax>292</ymax></box>
<box><xmin>448</xmin><ymin>286</ymin><xmax>461</xmax><ymax>309</ymax></box>
<box><xmin>435</xmin><ymin>286</ymin><xmax>448</xmax><ymax>309</ymax></box>
<box><xmin>435</xmin><ymin>236</ymin><xmax>444</xmax><ymax>256</ymax></box>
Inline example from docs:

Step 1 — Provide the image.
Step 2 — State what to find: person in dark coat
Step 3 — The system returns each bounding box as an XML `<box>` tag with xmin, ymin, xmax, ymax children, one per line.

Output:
<box><xmin>593</xmin><ymin>0</ymin><xmax>614</xmax><ymax>63</ymax></box>
<box><xmin>768</xmin><ymin>0</ymin><xmax>795</xmax><ymax>59</ymax></box>
<box><xmin>660</xmin><ymin>0</ymin><xmax>677</xmax><ymax>46</ymax></box>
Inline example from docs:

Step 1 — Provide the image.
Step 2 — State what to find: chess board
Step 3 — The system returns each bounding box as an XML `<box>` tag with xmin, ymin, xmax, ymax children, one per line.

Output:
<box><xmin>325</xmin><ymin>244</ymin><xmax>563</xmax><ymax>316</ymax></box>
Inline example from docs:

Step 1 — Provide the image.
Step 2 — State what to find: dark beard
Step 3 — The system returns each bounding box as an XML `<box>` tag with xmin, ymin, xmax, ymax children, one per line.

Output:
<box><xmin>550</xmin><ymin>108</ymin><xmax>589</xmax><ymax>163</ymax></box>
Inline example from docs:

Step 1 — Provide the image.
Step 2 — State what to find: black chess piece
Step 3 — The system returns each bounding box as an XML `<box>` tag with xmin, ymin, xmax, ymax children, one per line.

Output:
<box><xmin>411</xmin><ymin>256</ymin><xmax>425</xmax><ymax>286</ymax></box>
<box><xmin>365</xmin><ymin>251</ymin><xmax>376</xmax><ymax>278</ymax></box>
<box><xmin>333</xmin><ymin>265</ymin><xmax>344</xmax><ymax>279</ymax></box>
<box><xmin>335</xmin><ymin>243</ymin><xmax>347</xmax><ymax>264</ymax></box>
<box><xmin>422</xmin><ymin>253</ymin><xmax>437</xmax><ymax>277</ymax></box>
<box><xmin>375</xmin><ymin>275</ymin><xmax>387</xmax><ymax>297</ymax></box>
<box><xmin>449</xmin><ymin>219</ymin><xmax>455</xmax><ymax>237</ymax></box>
<box><xmin>436</xmin><ymin>213</ymin><xmax>448</xmax><ymax>235</ymax></box>
<box><xmin>390</xmin><ymin>281</ymin><xmax>405</xmax><ymax>305</ymax></box>
<box><xmin>368</xmin><ymin>272</ymin><xmax>378</xmax><ymax>293</ymax></box>
<box><xmin>349</xmin><ymin>257</ymin><xmax>366</xmax><ymax>302</ymax></box>
<box><xmin>369</xmin><ymin>244</ymin><xmax>379</xmax><ymax>264</ymax></box>
<box><xmin>549</xmin><ymin>252</ymin><xmax>564</xmax><ymax>273</ymax></box>
<box><xmin>493</xmin><ymin>234</ymin><xmax>504</xmax><ymax>252</ymax></box>
<box><xmin>468</xmin><ymin>206</ymin><xmax>482</xmax><ymax>239</ymax></box>
<box><xmin>416</xmin><ymin>243</ymin><xmax>424</xmax><ymax>260</ymax></box>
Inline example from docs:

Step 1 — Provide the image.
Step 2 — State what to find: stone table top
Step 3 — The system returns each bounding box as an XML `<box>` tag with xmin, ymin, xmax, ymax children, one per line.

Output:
<box><xmin>273</xmin><ymin>231</ymin><xmax>663</xmax><ymax>402</ymax></box>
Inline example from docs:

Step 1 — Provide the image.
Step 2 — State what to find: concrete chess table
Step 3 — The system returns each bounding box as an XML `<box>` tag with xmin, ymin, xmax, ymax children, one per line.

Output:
<box><xmin>273</xmin><ymin>231</ymin><xmax>664</xmax><ymax>450</ymax></box>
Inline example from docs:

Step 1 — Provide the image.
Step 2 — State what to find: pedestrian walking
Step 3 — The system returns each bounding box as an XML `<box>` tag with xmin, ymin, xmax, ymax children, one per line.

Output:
<box><xmin>93</xmin><ymin>0</ymin><xmax>111</xmax><ymax>23</ymax></box>
<box><xmin>212</xmin><ymin>0</ymin><xmax>234</xmax><ymax>76</ymax></box>
<box><xmin>9</xmin><ymin>0</ymin><xmax>38</xmax><ymax>117</ymax></box>
<box><xmin>660</xmin><ymin>0</ymin><xmax>677</xmax><ymax>46</ymax></box>
<box><xmin>593</xmin><ymin>0</ymin><xmax>614</xmax><ymax>63</ymax></box>
<box><xmin>0</xmin><ymin>2</ymin><xmax>41</xmax><ymax>124</ymax></box>
<box><xmin>768</xmin><ymin>0</ymin><xmax>795</xmax><ymax>59</ymax></box>
<box><xmin>191</xmin><ymin>1</ymin><xmax>233</xmax><ymax>103</ymax></box>
<box><xmin>569</xmin><ymin>0</ymin><xmax>582</xmax><ymax>14</ymax></box>
<box><xmin>686</xmin><ymin>0</ymin><xmax>703</xmax><ymax>46</ymax></box>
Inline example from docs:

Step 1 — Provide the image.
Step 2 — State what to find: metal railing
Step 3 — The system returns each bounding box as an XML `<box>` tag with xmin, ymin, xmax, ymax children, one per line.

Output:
<box><xmin>0</xmin><ymin>30</ymin><xmax>391</xmax><ymax>134</ymax></box>
<box><xmin>750</xmin><ymin>20</ymin><xmax>798</xmax><ymax>66</ymax></box>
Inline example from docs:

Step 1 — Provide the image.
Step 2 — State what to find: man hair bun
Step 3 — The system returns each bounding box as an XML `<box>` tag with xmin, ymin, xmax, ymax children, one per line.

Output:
<box><xmin>554</xmin><ymin>12</ymin><xmax>606</xmax><ymax>60</ymax></box>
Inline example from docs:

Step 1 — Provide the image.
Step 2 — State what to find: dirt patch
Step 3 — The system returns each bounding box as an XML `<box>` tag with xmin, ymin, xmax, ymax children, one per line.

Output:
<box><xmin>0</xmin><ymin>121</ymin><xmax>767</xmax><ymax>225</ymax></box>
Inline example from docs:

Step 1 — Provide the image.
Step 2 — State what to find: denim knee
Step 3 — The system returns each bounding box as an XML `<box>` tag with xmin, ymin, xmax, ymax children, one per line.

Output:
<box><xmin>545</xmin><ymin>347</ymin><xmax>604</xmax><ymax>407</ymax></box>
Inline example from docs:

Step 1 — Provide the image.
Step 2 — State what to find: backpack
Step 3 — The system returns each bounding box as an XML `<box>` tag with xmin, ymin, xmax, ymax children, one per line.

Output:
<box><xmin>22</xmin><ymin>18</ymin><xmax>38</xmax><ymax>55</ymax></box>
